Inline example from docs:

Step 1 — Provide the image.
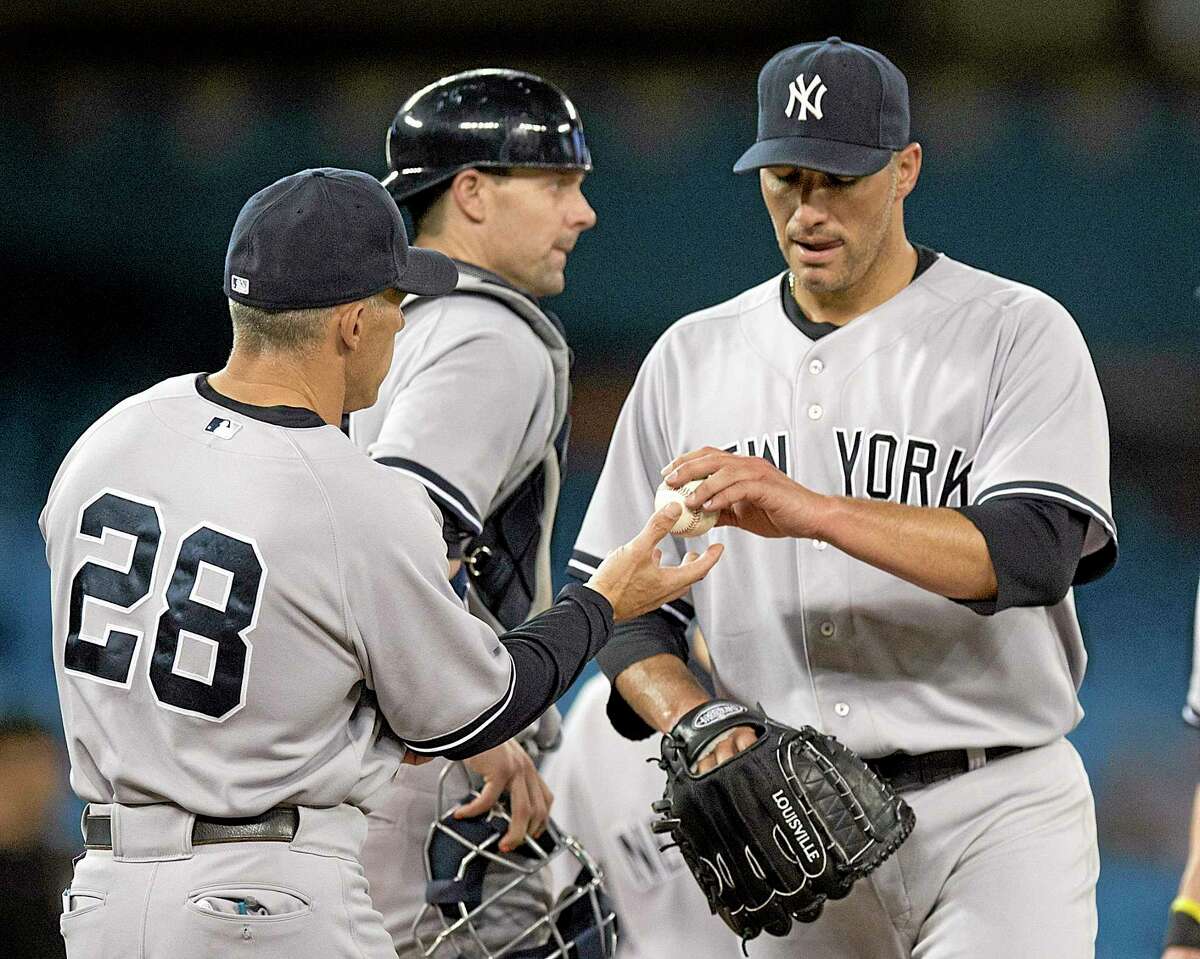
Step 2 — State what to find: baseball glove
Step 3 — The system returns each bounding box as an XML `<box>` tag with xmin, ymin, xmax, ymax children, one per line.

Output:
<box><xmin>652</xmin><ymin>700</ymin><xmax>915</xmax><ymax>943</ymax></box>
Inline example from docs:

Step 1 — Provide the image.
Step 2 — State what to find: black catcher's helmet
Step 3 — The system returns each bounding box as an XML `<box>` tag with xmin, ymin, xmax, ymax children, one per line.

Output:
<box><xmin>383</xmin><ymin>68</ymin><xmax>592</xmax><ymax>205</ymax></box>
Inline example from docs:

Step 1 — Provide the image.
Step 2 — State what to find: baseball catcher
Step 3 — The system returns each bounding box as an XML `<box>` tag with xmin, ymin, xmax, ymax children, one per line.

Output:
<box><xmin>652</xmin><ymin>700</ymin><xmax>915</xmax><ymax>944</ymax></box>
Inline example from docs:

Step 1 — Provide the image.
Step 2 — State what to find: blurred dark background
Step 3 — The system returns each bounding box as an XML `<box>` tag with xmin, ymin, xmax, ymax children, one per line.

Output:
<box><xmin>2</xmin><ymin>2</ymin><xmax>1198</xmax><ymax>956</ymax></box>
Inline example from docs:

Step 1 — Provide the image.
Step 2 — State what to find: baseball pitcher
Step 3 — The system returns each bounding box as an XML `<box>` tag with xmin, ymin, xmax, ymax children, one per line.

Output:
<box><xmin>569</xmin><ymin>38</ymin><xmax>1115</xmax><ymax>959</ymax></box>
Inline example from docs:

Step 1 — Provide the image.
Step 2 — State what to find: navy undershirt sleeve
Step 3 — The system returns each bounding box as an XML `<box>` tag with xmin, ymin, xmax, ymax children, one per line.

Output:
<box><xmin>437</xmin><ymin>582</ymin><xmax>614</xmax><ymax>759</ymax></box>
<box><xmin>596</xmin><ymin>609</ymin><xmax>689</xmax><ymax>740</ymax></box>
<box><xmin>596</xmin><ymin>608</ymin><xmax>689</xmax><ymax>682</ymax></box>
<box><xmin>954</xmin><ymin>497</ymin><xmax>1090</xmax><ymax>616</ymax></box>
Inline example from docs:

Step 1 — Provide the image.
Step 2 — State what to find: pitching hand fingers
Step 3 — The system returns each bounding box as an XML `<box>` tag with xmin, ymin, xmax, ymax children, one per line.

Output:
<box><xmin>662</xmin><ymin>451</ymin><xmax>733</xmax><ymax>489</ymax></box>
<box><xmin>692</xmin><ymin>478</ymin><xmax>761</xmax><ymax>514</ymax></box>
<box><xmin>660</xmin><ymin>446</ymin><xmax>725</xmax><ymax>480</ymax></box>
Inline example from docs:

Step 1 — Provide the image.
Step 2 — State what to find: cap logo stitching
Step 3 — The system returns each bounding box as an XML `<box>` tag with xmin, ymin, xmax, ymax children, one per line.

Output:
<box><xmin>785</xmin><ymin>74</ymin><xmax>827</xmax><ymax>122</ymax></box>
<box><xmin>231</xmin><ymin>275</ymin><xmax>250</xmax><ymax>295</ymax></box>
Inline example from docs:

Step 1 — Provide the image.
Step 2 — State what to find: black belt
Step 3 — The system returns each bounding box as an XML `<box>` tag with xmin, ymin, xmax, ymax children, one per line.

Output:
<box><xmin>83</xmin><ymin>806</ymin><xmax>299</xmax><ymax>850</ymax></box>
<box><xmin>866</xmin><ymin>746</ymin><xmax>1024</xmax><ymax>793</ymax></box>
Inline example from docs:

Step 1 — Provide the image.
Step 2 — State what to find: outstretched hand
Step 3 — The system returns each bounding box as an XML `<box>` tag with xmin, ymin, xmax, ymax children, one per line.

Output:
<box><xmin>662</xmin><ymin>447</ymin><xmax>823</xmax><ymax>540</ymax></box>
<box><xmin>587</xmin><ymin>502</ymin><xmax>724</xmax><ymax>622</ymax></box>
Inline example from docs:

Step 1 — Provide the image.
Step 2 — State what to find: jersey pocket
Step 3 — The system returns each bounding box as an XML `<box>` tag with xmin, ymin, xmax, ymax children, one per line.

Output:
<box><xmin>185</xmin><ymin>883</ymin><xmax>312</xmax><ymax>921</ymax></box>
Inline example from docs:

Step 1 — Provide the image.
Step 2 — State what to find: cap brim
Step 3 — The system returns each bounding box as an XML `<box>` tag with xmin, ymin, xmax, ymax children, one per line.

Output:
<box><xmin>395</xmin><ymin>246</ymin><xmax>459</xmax><ymax>296</ymax></box>
<box><xmin>733</xmin><ymin>136</ymin><xmax>894</xmax><ymax>177</ymax></box>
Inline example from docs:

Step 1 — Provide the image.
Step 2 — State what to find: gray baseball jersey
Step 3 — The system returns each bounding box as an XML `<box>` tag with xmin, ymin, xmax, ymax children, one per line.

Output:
<box><xmin>350</xmin><ymin>268</ymin><xmax>572</xmax><ymax>953</ymax></box>
<box><xmin>40</xmin><ymin>373</ymin><xmax>519</xmax><ymax>818</ymax></box>
<box><xmin>570</xmin><ymin>254</ymin><xmax>1116</xmax><ymax>756</ymax></box>
<box><xmin>349</xmin><ymin>276</ymin><xmax>556</xmax><ymax>530</ymax></box>
<box><xmin>350</xmin><ymin>268</ymin><xmax>570</xmax><ymax>631</ymax></box>
<box><xmin>542</xmin><ymin>675</ymin><xmax>740</xmax><ymax>959</ymax></box>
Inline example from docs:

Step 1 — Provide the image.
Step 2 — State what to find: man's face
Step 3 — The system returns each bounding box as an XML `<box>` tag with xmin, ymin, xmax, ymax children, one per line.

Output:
<box><xmin>480</xmin><ymin>170</ymin><xmax>597</xmax><ymax>297</ymax></box>
<box><xmin>760</xmin><ymin>159</ymin><xmax>900</xmax><ymax>296</ymax></box>
<box><xmin>344</xmin><ymin>288</ymin><xmax>405</xmax><ymax>412</ymax></box>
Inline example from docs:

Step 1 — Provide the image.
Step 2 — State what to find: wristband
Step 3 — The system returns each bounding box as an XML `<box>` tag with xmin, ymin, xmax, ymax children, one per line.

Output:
<box><xmin>1165</xmin><ymin>897</ymin><xmax>1200</xmax><ymax>950</ymax></box>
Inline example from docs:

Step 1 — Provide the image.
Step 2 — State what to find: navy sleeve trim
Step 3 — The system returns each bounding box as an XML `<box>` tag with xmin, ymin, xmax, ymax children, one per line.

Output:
<box><xmin>375</xmin><ymin>457</ymin><xmax>484</xmax><ymax>535</ymax></box>
<box><xmin>974</xmin><ymin>481</ymin><xmax>1116</xmax><ymax>543</ymax></box>
<box><xmin>404</xmin><ymin>661</ymin><xmax>516</xmax><ymax>754</ymax></box>
<box><xmin>567</xmin><ymin>548</ymin><xmax>603</xmax><ymax>579</ymax></box>
<box><xmin>568</xmin><ymin>548</ymin><xmax>695</xmax><ymax>623</ymax></box>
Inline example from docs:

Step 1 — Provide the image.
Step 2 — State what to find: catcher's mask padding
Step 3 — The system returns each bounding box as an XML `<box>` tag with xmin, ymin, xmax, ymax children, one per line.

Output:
<box><xmin>418</xmin><ymin>789</ymin><xmax>617</xmax><ymax>959</ymax></box>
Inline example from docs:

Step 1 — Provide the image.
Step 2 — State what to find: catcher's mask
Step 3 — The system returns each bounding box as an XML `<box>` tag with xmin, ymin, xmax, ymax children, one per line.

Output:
<box><xmin>413</xmin><ymin>763</ymin><xmax>618</xmax><ymax>959</ymax></box>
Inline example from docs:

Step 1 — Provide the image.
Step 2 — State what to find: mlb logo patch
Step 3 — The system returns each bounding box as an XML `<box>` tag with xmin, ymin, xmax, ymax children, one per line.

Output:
<box><xmin>231</xmin><ymin>275</ymin><xmax>250</xmax><ymax>295</ymax></box>
<box><xmin>204</xmin><ymin>417</ymin><xmax>243</xmax><ymax>440</ymax></box>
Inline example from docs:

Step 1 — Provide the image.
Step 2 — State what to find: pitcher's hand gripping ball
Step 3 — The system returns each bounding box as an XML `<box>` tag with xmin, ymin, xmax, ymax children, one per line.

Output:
<box><xmin>654</xmin><ymin>479</ymin><xmax>719</xmax><ymax>537</ymax></box>
<box><xmin>652</xmin><ymin>700</ymin><xmax>915</xmax><ymax>943</ymax></box>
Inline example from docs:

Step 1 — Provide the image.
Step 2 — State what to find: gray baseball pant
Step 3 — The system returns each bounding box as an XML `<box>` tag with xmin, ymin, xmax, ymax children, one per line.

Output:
<box><xmin>59</xmin><ymin>802</ymin><xmax>397</xmax><ymax>959</ymax></box>
<box><xmin>751</xmin><ymin>738</ymin><xmax>1099</xmax><ymax>958</ymax></box>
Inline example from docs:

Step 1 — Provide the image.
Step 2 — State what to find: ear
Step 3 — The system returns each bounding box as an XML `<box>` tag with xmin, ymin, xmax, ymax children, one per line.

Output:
<box><xmin>894</xmin><ymin>143</ymin><xmax>922</xmax><ymax>201</ymax></box>
<box><xmin>335</xmin><ymin>300</ymin><xmax>368</xmax><ymax>352</ymax></box>
<box><xmin>447</xmin><ymin>169</ymin><xmax>488</xmax><ymax>224</ymax></box>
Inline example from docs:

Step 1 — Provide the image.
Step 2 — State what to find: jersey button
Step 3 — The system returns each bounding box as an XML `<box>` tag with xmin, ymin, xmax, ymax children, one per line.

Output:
<box><xmin>808</xmin><ymin>359</ymin><xmax>824</xmax><ymax>375</ymax></box>
<box><xmin>807</xmin><ymin>404</ymin><xmax>823</xmax><ymax>420</ymax></box>
<box><xmin>812</xmin><ymin>539</ymin><xmax>828</xmax><ymax>550</ymax></box>
<box><xmin>819</xmin><ymin>621</ymin><xmax>835</xmax><ymax>637</ymax></box>
<box><xmin>834</xmin><ymin>702</ymin><xmax>851</xmax><ymax>717</ymax></box>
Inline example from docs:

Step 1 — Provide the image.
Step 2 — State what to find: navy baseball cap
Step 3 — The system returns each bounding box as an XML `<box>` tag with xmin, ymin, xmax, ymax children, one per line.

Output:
<box><xmin>223</xmin><ymin>167</ymin><xmax>458</xmax><ymax>310</ymax></box>
<box><xmin>734</xmin><ymin>37</ymin><xmax>910</xmax><ymax>178</ymax></box>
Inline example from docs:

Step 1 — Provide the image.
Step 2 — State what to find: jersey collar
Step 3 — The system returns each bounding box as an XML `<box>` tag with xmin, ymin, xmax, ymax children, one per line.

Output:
<box><xmin>779</xmin><ymin>244</ymin><xmax>941</xmax><ymax>340</ymax></box>
<box><xmin>195</xmin><ymin>374</ymin><xmax>327</xmax><ymax>429</ymax></box>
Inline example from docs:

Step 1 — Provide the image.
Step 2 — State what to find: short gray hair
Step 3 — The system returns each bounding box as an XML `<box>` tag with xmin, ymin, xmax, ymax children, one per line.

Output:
<box><xmin>227</xmin><ymin>299</ymin><xmax>331</xmax><ymax>354</ymax></box>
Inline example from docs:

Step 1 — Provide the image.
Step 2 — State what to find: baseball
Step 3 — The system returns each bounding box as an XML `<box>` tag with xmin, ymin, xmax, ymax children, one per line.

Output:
<box><xmin>655</xmin><ymin>479</ymin><xmax>719</xmax><ymax>537</ymax></box>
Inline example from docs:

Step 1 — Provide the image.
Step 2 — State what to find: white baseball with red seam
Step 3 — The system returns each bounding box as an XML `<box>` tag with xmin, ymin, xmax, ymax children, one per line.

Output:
<box><xmin>654</xmin><ymin>479</ymin><xmax>718</xmax><ymax>537</ymax></box>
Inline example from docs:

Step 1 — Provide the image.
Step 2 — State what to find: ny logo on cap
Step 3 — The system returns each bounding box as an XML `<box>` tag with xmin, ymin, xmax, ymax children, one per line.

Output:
<box><xmin>785</xmin><ymin>74</ymin><xmax>827</xmax><ymax>121</ymax></box>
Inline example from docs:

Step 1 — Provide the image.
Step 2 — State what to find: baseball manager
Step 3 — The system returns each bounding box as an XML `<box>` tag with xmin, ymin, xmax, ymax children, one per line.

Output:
<box><xmin>41</xmin><ymin>167</ymin><xmax>720</xmax><ymax>958</ymax></box>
